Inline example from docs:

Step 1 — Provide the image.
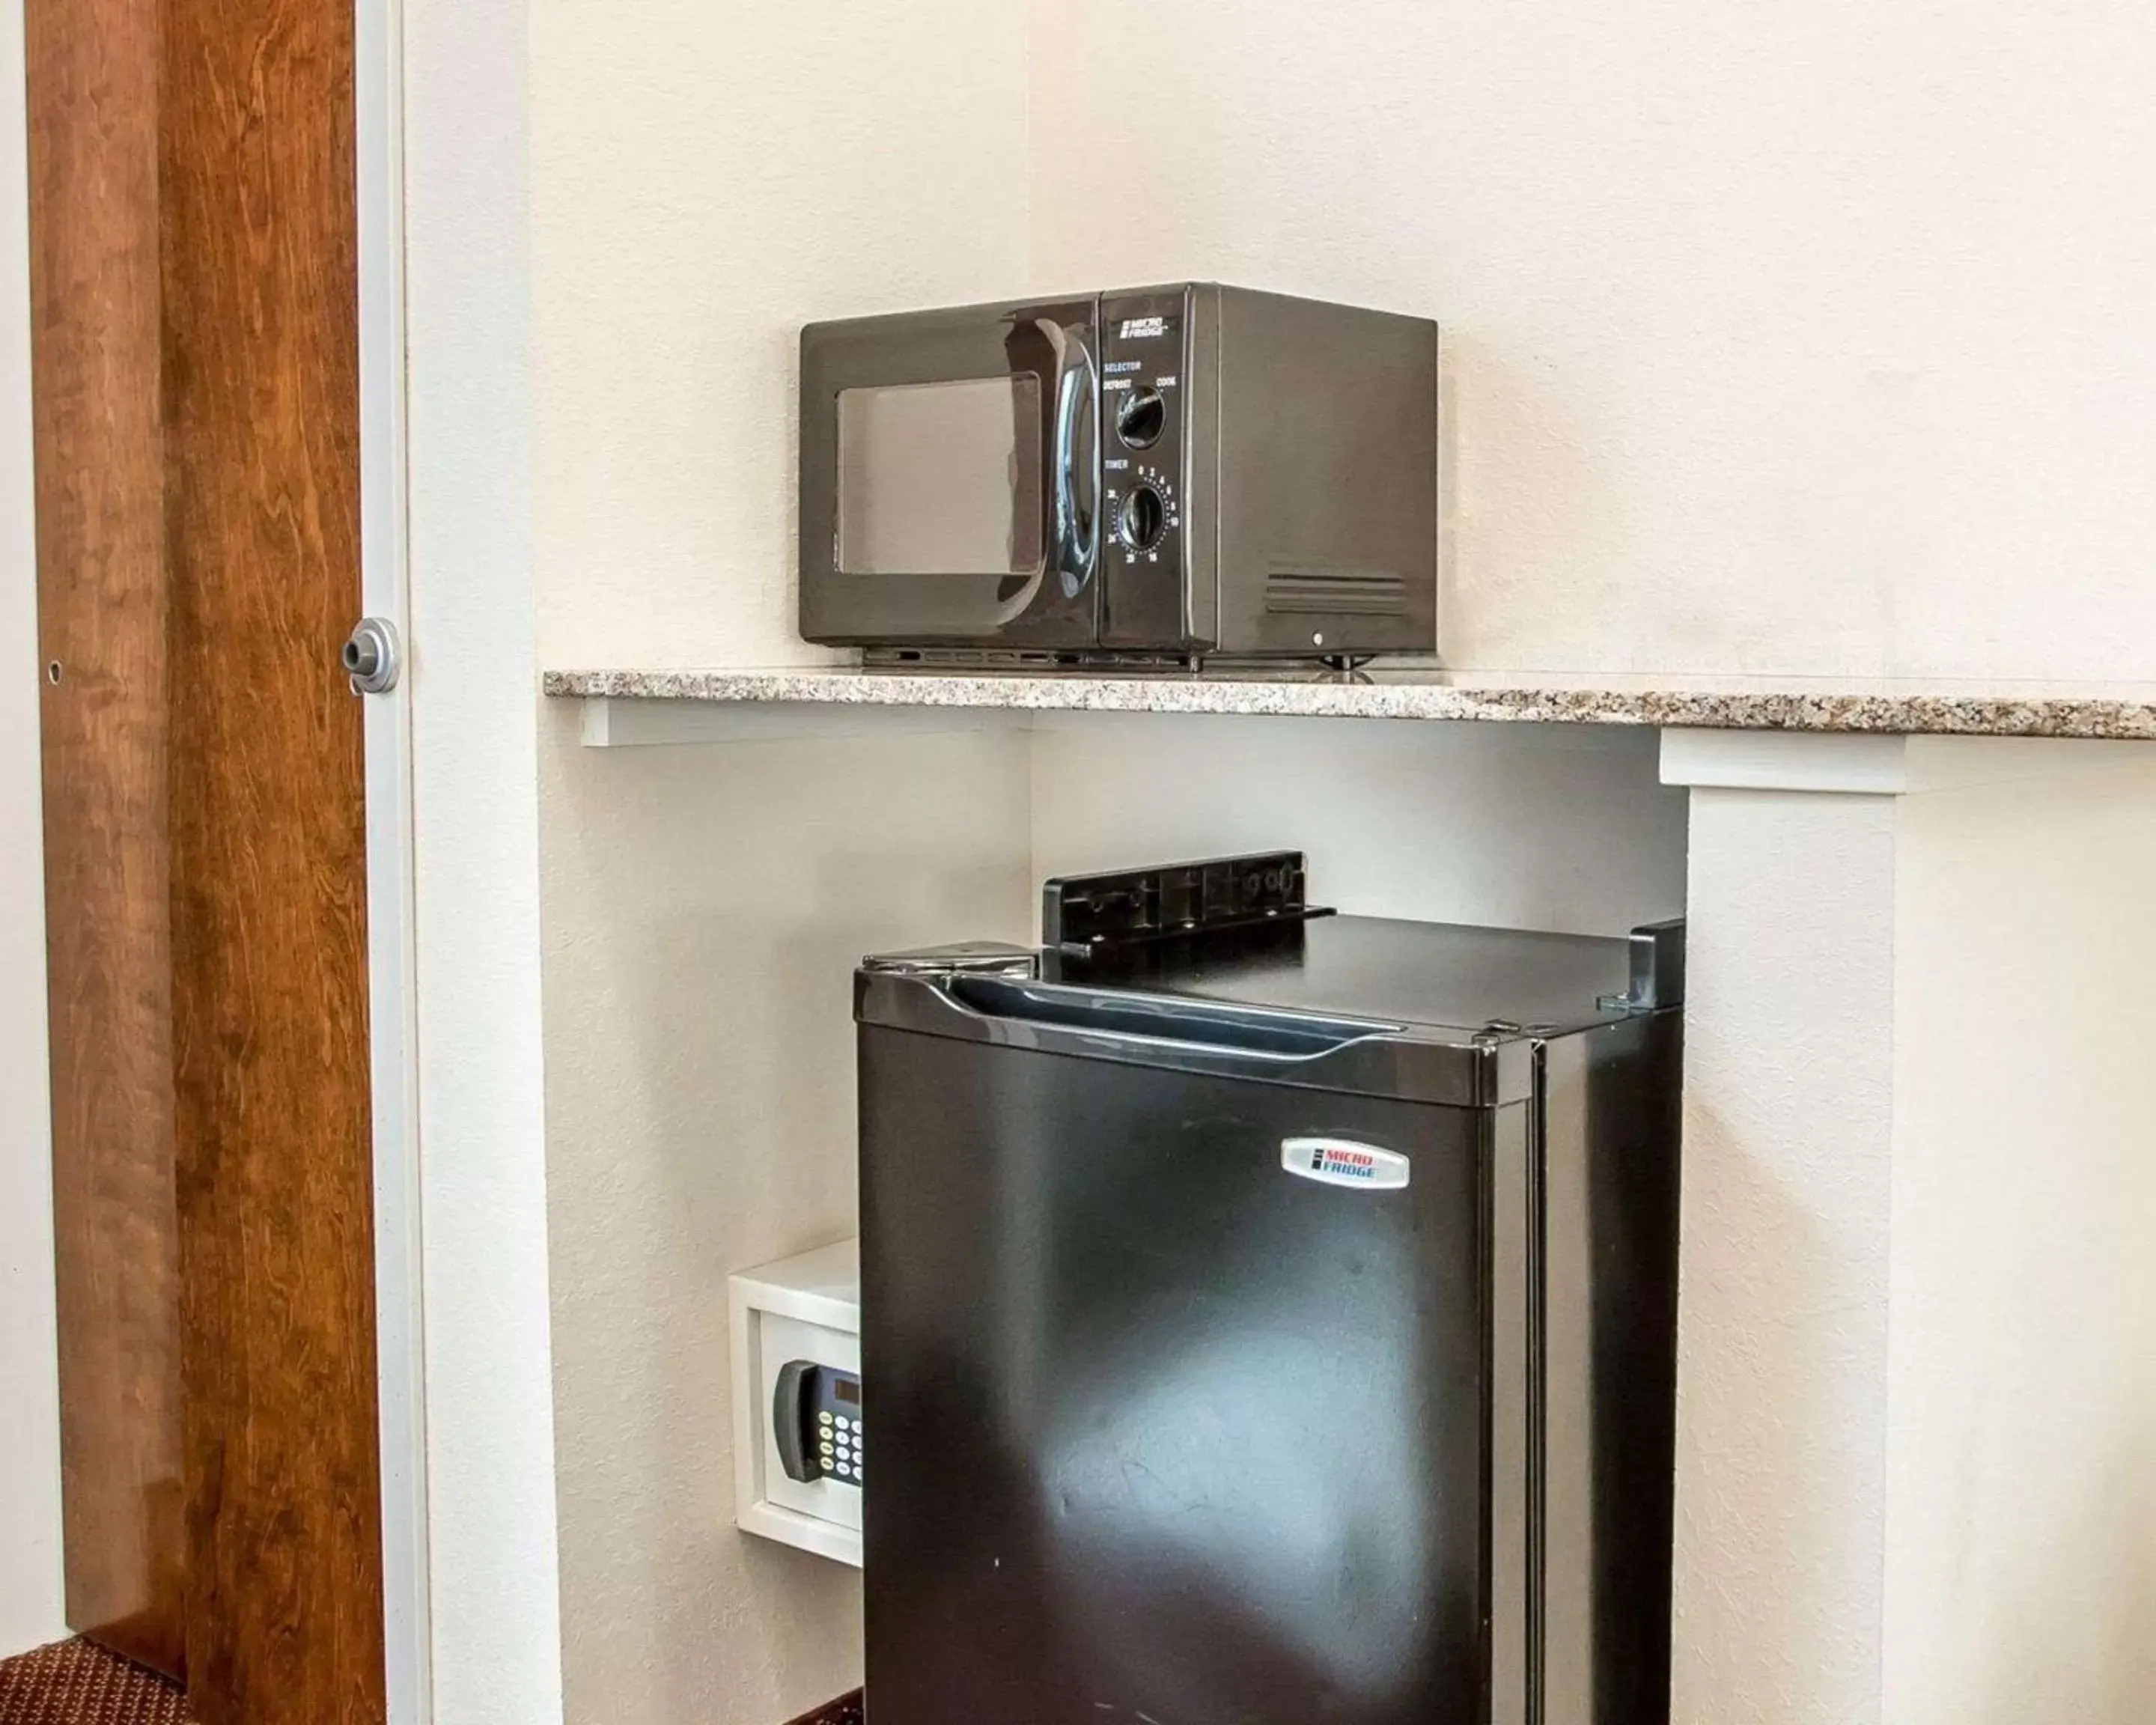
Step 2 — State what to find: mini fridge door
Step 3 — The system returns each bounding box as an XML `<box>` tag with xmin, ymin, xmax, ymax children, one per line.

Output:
<box><xmin>858</xmin><ymin>988</ymin><xmax>1497</xmax><ymax>1725</ymax></box>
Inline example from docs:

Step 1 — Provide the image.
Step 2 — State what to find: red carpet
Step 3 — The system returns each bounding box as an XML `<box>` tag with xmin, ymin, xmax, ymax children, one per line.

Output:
<box><xmin>0</xmin><ymin>1641</ymin><xmax>187</xmax><ymax>1725</ymax></box>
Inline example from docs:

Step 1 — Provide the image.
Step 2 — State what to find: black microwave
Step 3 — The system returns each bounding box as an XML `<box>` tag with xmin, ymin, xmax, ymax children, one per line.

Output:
<box><xmin>798</xmin><ymin>284</ymin><xmax>1437</xmax><ymax>669</ymax></box>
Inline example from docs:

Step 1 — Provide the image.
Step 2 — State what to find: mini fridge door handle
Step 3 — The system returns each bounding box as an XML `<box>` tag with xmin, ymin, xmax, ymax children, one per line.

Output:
<box><xmin>856</xmin><ymin>968</ymin><xmax>1510</xmax><ymax>1107</ymax></box>
<box><xmin>945</xmin><ymin>973</ymin><xmax>1388</xmax><ymax>1059</ymax></box>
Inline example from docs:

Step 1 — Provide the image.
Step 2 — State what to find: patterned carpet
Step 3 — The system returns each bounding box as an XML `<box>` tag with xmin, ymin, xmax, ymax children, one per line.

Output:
<box><xmin>0</xmin><ymin>1638</ymin><xmax>850</xmax><ymax>1725</ymax></box>
<box><xmin>785</xmin><ymin>1692</ymin><xmax>863</xmax><ymax>1725</ymax></box>
<box><xmin>0</xmin><ymin>1641</ymin><xmax>188</xmax><ymax>1725</ymax></box>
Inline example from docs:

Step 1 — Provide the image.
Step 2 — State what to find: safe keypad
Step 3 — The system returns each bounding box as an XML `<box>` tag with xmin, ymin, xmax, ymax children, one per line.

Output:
<box><xmin>818</xmin><ymin>1410</ymin><xmax>862</xmax><ymax>1485</ymax></box>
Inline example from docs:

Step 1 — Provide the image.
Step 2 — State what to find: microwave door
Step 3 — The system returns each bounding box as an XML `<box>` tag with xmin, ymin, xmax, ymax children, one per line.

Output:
<box><xmin>800</xmin><ymin>298</ymin><xmax>1101</xmax><ymax>650</ymax></box>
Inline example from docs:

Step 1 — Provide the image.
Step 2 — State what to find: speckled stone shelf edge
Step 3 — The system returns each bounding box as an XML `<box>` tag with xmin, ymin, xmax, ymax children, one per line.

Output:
<box><xmin>543</xmin><ymin>669</ymin><xmax>2156</xmax><ymax>741</ymax></box>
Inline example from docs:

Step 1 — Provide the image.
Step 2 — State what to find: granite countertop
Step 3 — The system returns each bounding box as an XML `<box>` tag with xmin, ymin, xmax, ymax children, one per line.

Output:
<box><xmin>543</xmin><ymin>666</ymin><xmax>2156</xmax><ymax>740</ymax></box>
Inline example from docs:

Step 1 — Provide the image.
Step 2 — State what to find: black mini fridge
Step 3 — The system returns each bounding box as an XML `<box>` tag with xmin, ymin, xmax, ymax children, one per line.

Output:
<box><xmin>855</xmin><ymin>854</ymin><xmax>1684</xmax><ymax>1725</ymax></box>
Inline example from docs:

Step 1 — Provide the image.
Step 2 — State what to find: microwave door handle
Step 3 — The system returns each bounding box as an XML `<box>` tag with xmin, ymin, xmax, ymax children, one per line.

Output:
<box><xmin>1050</xmin><ymin>327</ymin><xmax>1098</xmax><ymax>595</ymax></box>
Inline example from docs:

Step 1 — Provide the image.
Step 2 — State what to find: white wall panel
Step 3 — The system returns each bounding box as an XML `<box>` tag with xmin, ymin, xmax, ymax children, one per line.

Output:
<box><xmin>527</xmin><ymin>5</ymin><xmax>1039</xmax><ymax>1709</ymax></box>
<box><xmin>1885</xmin><ymin>763</ymin><xmax>2156</xmax><ymax>1724</ymax></box>
<box><xmin>538</xmin><ymin>719</ymin><xmax>1032</xmax><ymax>1725</ymax></box>
<box><xmin>1672</xmin><ymin>788</ymin><xmax>1899</xmax><ymax>1724</ymax></box>
<box><xmin>404</xmin><ymin>0</ymin><xmax>565</xmax><ymax>1715</ymax></box>
<box><xmin>1030</xmin><ymin>0</ymin><xmax>2156</xmax><ymax>681</ymax></box>
<box><xmin>1028</xmin><ymin>714</ymin><xmax>1687</xmax><ymax>937</ymax></box>
<box><xmin>531</xmin><ymin>0</ymin><xmax>1031</xmax><ymax>672</ymax></box>
<box><xmin>517</xmin><ymin>4</ymin><xmax>2156</xmax><ymax>1721</ymax></box>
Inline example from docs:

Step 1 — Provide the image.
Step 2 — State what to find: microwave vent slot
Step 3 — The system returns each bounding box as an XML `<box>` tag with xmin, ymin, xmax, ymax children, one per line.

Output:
<box><xmin>1264</xmin><ymin>568</ymin><xmax>1408</xmax><ymax>616</ymax></box>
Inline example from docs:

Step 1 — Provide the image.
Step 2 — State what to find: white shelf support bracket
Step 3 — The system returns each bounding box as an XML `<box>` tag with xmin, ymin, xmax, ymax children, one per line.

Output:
<box><xmin>577</xmin><ymin>696</ymin><xmax>1023</xmax><ymax>749</ymax></box>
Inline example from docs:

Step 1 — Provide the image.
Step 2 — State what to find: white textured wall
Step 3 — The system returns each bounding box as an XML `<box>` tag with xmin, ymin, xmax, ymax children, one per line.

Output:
<box><xmin>1673</xmin><ymin>788</ymin><xmax>1899</xmax><ymax>1722</ymax></box>
<box><xmin>528</xmin><ymin>7</ymin><xmax>1036</xmax><ymax>1718</ymax></box>
<box><xmin>1885</xmin><ymin>758</ymin><xmax>2156</xmax><ymax>1723</ymax></box>
<box><xmin>1670</xmin><ymin>740</ymin><xmax>2156</xmax><ymax>1724</ymax></box>
<box><xmin>518</xmin><ymin>5</ymin><xmax>2156</xmax><ymax>1722</ymax></box>
<box><xmin>404</xmin><ymin>0</ymin><xmax>565</xmax><ymax>1716</ymax></box>
<box><xmin>1028</xmin><ymin>714</ymin><xmax>1686</xmax><ymax>937</ymax></box>
<box><xmin>0</xmin><ymin>0</ymin><xmax>64</xmax><ymax>1657</ymax></box>
<box><xmin>530</xmin><ymin>0</ymin><xmax>1029</xmax><ymax>672</ymax></box>
<box><xmin>534</xmin><ymin>0</ymin><xmax>2156</xmax><ymax>684</ymax></box>
<box><xmin>538</xmin><ymin>719</ymin><xmax>1032</xmax><ymax>1725</ymax></box>
<box><xmin>1029</xmin><ymin>0</ymin><xmax>2156</xmax><ymax>678</ymax></box>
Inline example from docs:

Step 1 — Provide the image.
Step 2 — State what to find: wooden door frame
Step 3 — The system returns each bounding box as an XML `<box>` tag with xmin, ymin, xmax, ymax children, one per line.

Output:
<box><xmin>27</xmin><ymin>0</ymin><xmax>429</xmax><ymax>1713</ymax></box>
<box><xmin>25</xmin><ymin>0</ymin><xmax>183</xmax><ymax>1676</ymax></box>
<box><xmin>159</xmin><ymin>0</ymin><xmax>383</xmax><ymax>1710</ymax></box>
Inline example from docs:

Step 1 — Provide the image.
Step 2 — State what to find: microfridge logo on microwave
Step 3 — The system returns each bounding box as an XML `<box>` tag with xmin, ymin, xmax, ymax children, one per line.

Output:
<box><xmin>1118</xmin><ymin>316</ymin><xmax>1171</xmax><ymax>340</ymax></box>
<box><xmin>1282</xmin><ymin>1137</ymin><xmax>1410</xmax><ymax>1191</ymax></box>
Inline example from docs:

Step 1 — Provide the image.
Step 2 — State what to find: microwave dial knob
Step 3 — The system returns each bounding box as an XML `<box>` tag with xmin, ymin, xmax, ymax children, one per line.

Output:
<box><xmin>1115</xmin><ymin>386</ymin><xmax>1167</xmax><ymax>449</ymax></box>
<box><xmin>1118</xmin><ymin>484</ymin><xmax>1168</xmax><ymax>554</ymax></box>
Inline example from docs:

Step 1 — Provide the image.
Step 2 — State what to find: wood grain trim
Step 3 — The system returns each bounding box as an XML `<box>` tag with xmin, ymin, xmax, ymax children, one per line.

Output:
<box><xmin>160</xmin><ymin>0</ymin><xmax>386</xmax><ymax>1716</ymax></box>
<box><xmin>25</xmin><ymin>0</ymin><xmax>188</xmax><ymax>1681</ymax></box>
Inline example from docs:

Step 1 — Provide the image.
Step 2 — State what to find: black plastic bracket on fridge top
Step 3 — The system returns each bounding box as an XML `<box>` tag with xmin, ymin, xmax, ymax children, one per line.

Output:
<box><xmin>1624</xmin><ymin>918</ymin><xmax>1687</xmax><ymax>1008</ymax></box>
<box><xmin>1596</xmin><ymin>917</ymin><xmax>1688</xmax><ymax>1013</ymax></box>
<box><xmin>1040</xmin><ymin>851</ymin><xmax>1334</xmax><ymax>961</ymax></box>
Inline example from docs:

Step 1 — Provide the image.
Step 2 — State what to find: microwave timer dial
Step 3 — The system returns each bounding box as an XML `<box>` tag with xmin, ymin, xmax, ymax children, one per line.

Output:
<box><xmin>1118</xmin><ymin>486</ymin><xmax>1166</xmax><ymax>553</ymax></box>
<box><xmin>1115</xmin><ymin>468</ymin><xmax>1178</xmax><ymax>557</ymax></box>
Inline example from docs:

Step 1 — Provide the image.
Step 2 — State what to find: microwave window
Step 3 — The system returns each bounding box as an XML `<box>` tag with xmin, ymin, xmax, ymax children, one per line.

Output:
<box><xmin>837</xmin><ymin>377</ymin><xmax>1044</xmax><ymax>576</ymax></box>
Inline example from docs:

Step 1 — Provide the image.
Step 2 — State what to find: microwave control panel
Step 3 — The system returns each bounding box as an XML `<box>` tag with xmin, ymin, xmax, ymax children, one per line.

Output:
<box><xmin>1099</xmin><ymin>290</ymin><xmax>1194</xmax><ymax>646</ymax></box>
